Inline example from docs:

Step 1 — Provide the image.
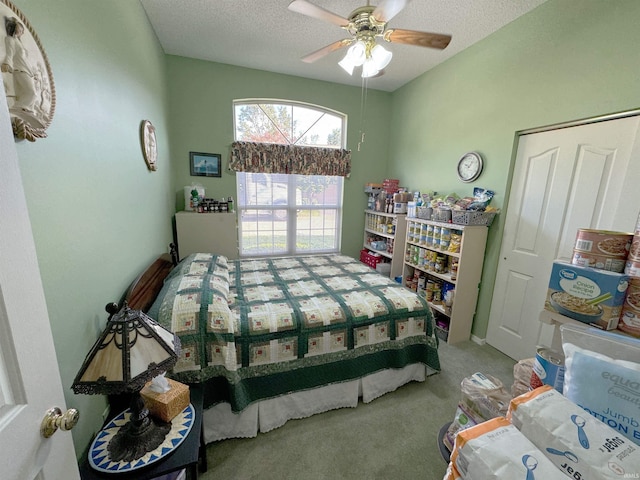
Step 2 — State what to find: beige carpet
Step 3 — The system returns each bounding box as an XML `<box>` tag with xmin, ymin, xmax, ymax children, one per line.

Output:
<box><xmin>197</xmin><ymin>340</ymin><xmax>516</xmax><ymax>480</ymax></box>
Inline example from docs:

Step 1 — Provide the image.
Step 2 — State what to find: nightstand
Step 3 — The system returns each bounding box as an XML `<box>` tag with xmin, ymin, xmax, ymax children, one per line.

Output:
<box><xmin>79</xmin><ymin>385</ymin><xmax>207</xmax><ymax>480</ymax></box>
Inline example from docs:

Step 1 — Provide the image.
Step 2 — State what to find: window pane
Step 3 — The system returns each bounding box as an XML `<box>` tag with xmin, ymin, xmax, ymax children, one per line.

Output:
<box><xmin>235</xmin><ymin>104</ymin><xmax>289</xmax><ymax>144</ymax></box>
<box><xmin>234</xmin><ymin>100</ymin><xmax>344</xmax><ymax>149</ymax></box>
<box><xmin>291</xmin><ymin>106</ymin><xmax>324</xmax><ymax>145</ymax></box>
<box><xmin>295</xmin><ymin>112</ymin><xmax>342</xmax><ymax>147</ymax></box>
<box><xmin>237</xmin><ymin>172</ymin><xmax>342</xmax><ymax>257</ymax></box>
<box><xmin>296</xmin><ymin>208</ymin><xmax>339</xmax><ymax>252</ymax></box>
<box><xmin>239</xmin><ymin>212</ymin><xmax>288</xmax><ymax>256</ymax></box>
<box><xmin>233</xmin><ymin>100</ymin><xmax>345</xmax><ymax>258</ymax></box>
<box><xmin>238</xmin><ymin>172</ymin><xmax>294</xmax><ymax>207</ymax></box>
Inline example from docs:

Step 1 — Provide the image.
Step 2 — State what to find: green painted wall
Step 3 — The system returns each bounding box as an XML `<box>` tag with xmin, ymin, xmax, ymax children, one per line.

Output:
<box><xmin>389</xmin><ymin>0</ymin><xmax>640</xmax><ymax>339</ymax></box>
<box><xmin>165</xmin><ymin>56</ymin><xmax>392</xmax><ymax>257</ymax></box>
<box><xmin>11</xmin><ymin>0</ymin><xmax>174</xmax><ymax>456</ymax></box>
<box><xmin>10</xmin><ymin>0</ymin><xmax>640</xmax><ymax>463</ymax></box>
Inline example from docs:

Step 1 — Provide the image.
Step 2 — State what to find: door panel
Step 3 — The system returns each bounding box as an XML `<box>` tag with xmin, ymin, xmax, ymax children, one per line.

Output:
<box><xmin>500</xmin><ymin>271</ymin><xmax>531</xmax><ymax>338</ymax></box>
<box><xmin>487</xmin><ymin>115</ymin><xmax>640</xmax><ymax>360</ymax></box>
<box><xmin>0</xmin><ymin>79</ymin><xmax>78</xmax><ymax>478</ymax></box>
<box><xmin>514</xmin><ymin>149</ymin><xmax>554</xmax><ymax>255</ymax></box>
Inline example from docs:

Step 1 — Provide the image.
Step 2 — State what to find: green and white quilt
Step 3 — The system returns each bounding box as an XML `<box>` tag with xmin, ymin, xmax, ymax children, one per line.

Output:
<box><xmin>149</xmin><ymin>253</ymin><xmax>440</xmax><ymax>411</ymax></box>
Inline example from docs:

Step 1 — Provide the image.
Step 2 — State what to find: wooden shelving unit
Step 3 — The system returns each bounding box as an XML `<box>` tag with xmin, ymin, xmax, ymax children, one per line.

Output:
<box><xmin>362</xmin><ymin>210</ymin><xmax>407</xmax><ymax>279</ymax></box>
<box><xmin>402</xmin><ymin>218</ymin><xmax>488</xmax><ymax>344</ymax></box>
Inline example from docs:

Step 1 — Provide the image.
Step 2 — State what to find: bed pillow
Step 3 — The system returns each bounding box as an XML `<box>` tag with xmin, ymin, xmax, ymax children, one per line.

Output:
<box><xmin>165</xmin><ymin>252</ymin><xmax>229</xmax><ymax>283</ymax></box>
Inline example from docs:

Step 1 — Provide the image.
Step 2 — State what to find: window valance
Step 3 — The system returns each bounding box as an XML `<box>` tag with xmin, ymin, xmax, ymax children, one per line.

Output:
<box><xmin>229</xmin><ymin>141</ymin><xmax>351</xmax><ymax>177</ymax></box>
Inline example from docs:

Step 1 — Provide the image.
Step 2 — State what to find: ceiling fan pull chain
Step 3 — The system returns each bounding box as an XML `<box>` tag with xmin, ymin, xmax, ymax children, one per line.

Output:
<box><xmin>358</xmin><ymin>132</ymin><xmax>366</xmax><ymax>151</ymax></box>
<box><xmin>358</xmin><ymin>78</ymin><xmax>369</xmax><ymax>151</ymax></box>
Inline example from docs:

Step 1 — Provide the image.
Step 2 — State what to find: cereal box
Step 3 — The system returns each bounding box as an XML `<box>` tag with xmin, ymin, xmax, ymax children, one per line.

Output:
<box><xmin>545</xmin><ymin>260</ymin><xmax>629</xmax><ymax>330</ymax></box>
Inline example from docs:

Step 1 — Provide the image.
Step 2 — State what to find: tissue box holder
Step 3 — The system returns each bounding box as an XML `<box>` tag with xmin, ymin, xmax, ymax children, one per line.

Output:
<box><xmin>140</xmin><ymin>378</ymin><xmax>190</xmax><ymax>422</ymax></box>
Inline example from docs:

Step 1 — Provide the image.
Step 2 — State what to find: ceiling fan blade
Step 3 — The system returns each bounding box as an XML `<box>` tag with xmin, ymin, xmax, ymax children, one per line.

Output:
<box><xmin>301</xmin><ymin>39</ymin><xmax>353</xmax><ymax>63</ymax></box>
<box><xmin>384</xmin><ymin>29</ymin><xmax>452</xmax><ymax>50</ymax></box>
<box><xmin>288</xmin><ymin>0</ymin><xmax>350</xmax><ymax>27</ymax></box>
<box><xmin>372</xmin><ymin>0</ymin><xmax>410</xmax><ymax>23</ymax></box>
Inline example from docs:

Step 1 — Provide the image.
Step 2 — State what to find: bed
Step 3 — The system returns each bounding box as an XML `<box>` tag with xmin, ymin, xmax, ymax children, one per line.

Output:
<box><xmin>128</xmin><ymin>248</ymin><xmax>440</xmax><ymax>443</ymax></box>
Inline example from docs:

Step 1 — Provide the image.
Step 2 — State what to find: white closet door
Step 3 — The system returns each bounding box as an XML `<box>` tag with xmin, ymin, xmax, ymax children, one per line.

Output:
<box><xmin>487</xmin><ymin>114</ymin><xmax>640</xmax><ymax>360</ymax></box>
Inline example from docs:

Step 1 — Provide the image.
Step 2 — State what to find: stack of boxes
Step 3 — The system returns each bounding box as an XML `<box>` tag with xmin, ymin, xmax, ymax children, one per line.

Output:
<box><xmin>544</xmin><ymin>226</ymin><xmax>640</xmax><ymax>336</ymax></box>
<box><xmin>620</xmin><ymin>220</ymin><xmax>640</xmax><ymax>336</ymax></box>
<box><xmin>382</xmin><ymin>178</ymin><xmax>399</xmax><ymax>194</ymax></box>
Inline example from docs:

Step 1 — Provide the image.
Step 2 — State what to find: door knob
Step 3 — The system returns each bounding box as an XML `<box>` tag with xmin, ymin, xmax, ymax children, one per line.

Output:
<box><xmin>41</xmin><ymin>407</ymin><xmax>79</xmax><ymax>438</ymax></box>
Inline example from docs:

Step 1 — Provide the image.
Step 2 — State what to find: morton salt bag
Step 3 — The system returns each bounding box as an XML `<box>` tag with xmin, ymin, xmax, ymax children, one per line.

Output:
<box><xmin>561</xmin><ymin>323</ymin><xmax>640</xmax><ymax>446</ymax></box>
<box><xmin>508</xmin><ymin>385</ymin><xmax>640</xmax><ymax>480</ymax></box>
<box><xmin>450</xmin><ymin>416</ymin><xmax>565</xmax><ymax>480</ymax></box>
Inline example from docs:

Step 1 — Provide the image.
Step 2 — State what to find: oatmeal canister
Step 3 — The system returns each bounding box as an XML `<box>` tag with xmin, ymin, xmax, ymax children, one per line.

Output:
<box><xmin>618</xmin><ymin>277</ymin><xmax>640</xmax><ymax>337</ymax></box>
<box><xmin>572</xmin><ymin>229</ymin><xmax>632</xmax><ymax>273</ymax></box>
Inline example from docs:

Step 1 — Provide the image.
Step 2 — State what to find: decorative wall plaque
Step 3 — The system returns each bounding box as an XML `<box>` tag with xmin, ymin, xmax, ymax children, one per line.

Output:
<box><xmin>140</xmin><ymin>119</ymin><xmax>158</xmax><ymax>171</ymax></box>
<box><xmin>0</xmin><ymin>0</ymin><xmax>55</xmax><ymax>141</ymax></box>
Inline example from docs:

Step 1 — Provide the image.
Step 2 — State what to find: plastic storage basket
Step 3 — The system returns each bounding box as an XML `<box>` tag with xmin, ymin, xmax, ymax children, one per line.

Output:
<box><xmin>452</xmin><ymin>210</ymin><xmax>496</xmax><ymax>226</ymax></box>
<box><xmin>417</xmin><ymin>206</ymin><xmax>433</xmax><ymax>220</ymax></box>
<box><xmin>433</xmin><ymin>207</ymin><xmax>452</xmax><ymax>223</ymax></box>
<box><xmin>360</xmin><ymin>249</ymin><xmax>383</xmax><ymax>269</ymax></box>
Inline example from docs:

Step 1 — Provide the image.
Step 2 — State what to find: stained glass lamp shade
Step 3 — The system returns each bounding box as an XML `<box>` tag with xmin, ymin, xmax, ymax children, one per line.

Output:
<box><xmin>72</xmin><ymin>302</ymin><xmax>180</xmax><ymax>462</ymax></box>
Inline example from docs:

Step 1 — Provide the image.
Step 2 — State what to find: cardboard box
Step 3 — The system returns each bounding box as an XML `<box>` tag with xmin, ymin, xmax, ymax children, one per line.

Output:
<box><xmin>140</xmin><ymin>378</ymin><xmax>190</xmax><ymax>422</ymax></box>
<box><xmin>393</xmin><ymin>202</ymin><xmax>407</xmax><ymax>214</ymax></box>
<box><xmin>545</xmin><ymin>260</ymin><xmax>629</xmax><ymax>330</ymax></box>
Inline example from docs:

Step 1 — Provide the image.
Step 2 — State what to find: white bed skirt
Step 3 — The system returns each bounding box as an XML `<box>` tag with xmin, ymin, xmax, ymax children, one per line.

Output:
<box><xmin>202</xmin><ymin>363</ymin><xmax>428</xmax><ymax>443</ymax></box>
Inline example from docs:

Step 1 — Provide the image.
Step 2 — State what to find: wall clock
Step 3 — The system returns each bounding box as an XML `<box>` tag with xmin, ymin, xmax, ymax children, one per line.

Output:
<box><xmin>457</xmin><ymin>151</ymin><xmax>484</xmax><ymax>183</ymax></box>
<box><xmin>140</xmin><ymin>119</ymin><xmax>157</xmax><ymax>171</ymax></box>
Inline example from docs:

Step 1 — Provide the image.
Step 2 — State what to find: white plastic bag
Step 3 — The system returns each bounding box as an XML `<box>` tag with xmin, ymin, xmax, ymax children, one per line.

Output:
<box><xmin>561</xmin><ymin>323</ymin><xmax>640</xmax><ymax>446</ymax></box>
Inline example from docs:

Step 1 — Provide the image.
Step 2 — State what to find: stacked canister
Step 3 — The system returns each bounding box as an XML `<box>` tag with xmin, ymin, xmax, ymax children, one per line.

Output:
<box><xmin>621</xmin><ymin>215</ymin><xmax>640</xmax><ymax>336</ymax></box>
<box><xmin>568</xmin><ymin>227</ymin><xmax>640</xmax><ymax>337</ymax></box>
<box><xmin>572</xmin><ymin>229</ymin><xmax>632</xmax><ymax>273</ymax></box>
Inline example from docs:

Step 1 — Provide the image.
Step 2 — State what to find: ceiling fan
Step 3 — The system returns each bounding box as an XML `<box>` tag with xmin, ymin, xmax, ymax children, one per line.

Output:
<box><xmin>288</xmin><ymin>0</ymin><xmax>451</xmax><ymax>77</ymax></box>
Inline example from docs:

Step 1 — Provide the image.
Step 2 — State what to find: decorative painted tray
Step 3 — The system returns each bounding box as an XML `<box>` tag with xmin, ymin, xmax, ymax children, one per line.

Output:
<box><xmin>88</xmin><ymin>403</ymin><xmax>194</xmax><ymax>473</ymax></box>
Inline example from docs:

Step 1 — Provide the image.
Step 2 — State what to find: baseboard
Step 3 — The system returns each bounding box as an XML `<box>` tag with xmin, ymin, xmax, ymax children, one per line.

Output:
<box><xmin>471</xmin><ymin>334</ymin><xmax>486</xmax><ymax>345</ymax></box>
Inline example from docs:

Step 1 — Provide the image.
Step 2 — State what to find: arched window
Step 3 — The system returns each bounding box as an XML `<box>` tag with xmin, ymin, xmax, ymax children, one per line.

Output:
<box><xmin>234</xmin><ymin>100</ymin><xmax>346</xmax><ymax>148</ymax></box>
<box><xmin>232</xmin><ymin>100</ymin><xmax>347</xmax><ymax>257</ymax></box>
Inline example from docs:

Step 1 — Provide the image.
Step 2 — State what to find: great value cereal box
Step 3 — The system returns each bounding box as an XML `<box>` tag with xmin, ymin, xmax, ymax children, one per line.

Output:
<box><xmin>545</xmin><ymin>261</ymin><xmax>629</xmax><ymax>330</ymax></box>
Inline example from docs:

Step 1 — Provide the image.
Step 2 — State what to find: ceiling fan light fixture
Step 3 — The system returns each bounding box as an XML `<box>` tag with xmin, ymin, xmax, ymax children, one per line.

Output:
<box><xmin>338</xmin><ymin>55</ymin><xmax>356</xmax><ymax>75</ymax></box>
<box><xmin>361</xmin><ymin>57</ymin><xmax>380</xmax><ymax>78</ymax></box>
<box><xmin>370</xmin><ymin>43</ymin><xmax>392</xmax><ymax>70</ymax></box>
<box><xmin>339</xmin><ymin>40</ymin><xmax>367</xmax><ymax>75</ymax></box>
<box><xmin>289</xmin><ymin>0</ymin><xmax>453</xmax><ymax>82</ymax></box>
<box><xmin>349</xmin><ymin>40</ymin><xmax>367</xmax><ymax>66</ymax></box>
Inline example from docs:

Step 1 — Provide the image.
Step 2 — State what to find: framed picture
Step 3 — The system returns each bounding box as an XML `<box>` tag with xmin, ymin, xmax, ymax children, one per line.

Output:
<box><xmin>0</xmin><ymin>0</ymin><xmax>56</xmax><ymax>141</ymax></box>
<box><xmin>190</xmin><ymin>151</ymin><xmax>221</xmax><ymax>177</ymax></box>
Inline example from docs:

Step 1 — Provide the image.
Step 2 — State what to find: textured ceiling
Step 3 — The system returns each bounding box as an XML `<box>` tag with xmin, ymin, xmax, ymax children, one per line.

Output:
<box><xmin>140</xmin><ymin>0</ymin><xmax>547</xmax><ymax>92</ymax></box>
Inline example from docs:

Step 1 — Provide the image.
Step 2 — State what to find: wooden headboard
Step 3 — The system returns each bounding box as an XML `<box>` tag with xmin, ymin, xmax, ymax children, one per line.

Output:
<box><xmin>122</xmin><ymin>243</ymin><xmax>178</xmax><ymax>312</ymax></box>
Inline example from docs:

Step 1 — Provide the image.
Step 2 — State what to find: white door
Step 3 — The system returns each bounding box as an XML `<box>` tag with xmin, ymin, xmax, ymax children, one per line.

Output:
<box><xmin>486</xmin><ymin>114</ymin><xmax>640</xmax><ymax>360</ymax></box>
<box><xmin>0</xmin><ymin>85</ymin><xmax>79</xmax><ymax>476</ymax></box>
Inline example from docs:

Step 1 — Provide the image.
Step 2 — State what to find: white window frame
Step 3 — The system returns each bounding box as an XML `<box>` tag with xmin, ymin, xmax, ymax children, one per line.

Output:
<box><xmin>233</xmin><ymin>99</ymin><xmax>347</xmax><ymax>258</ymax></box>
